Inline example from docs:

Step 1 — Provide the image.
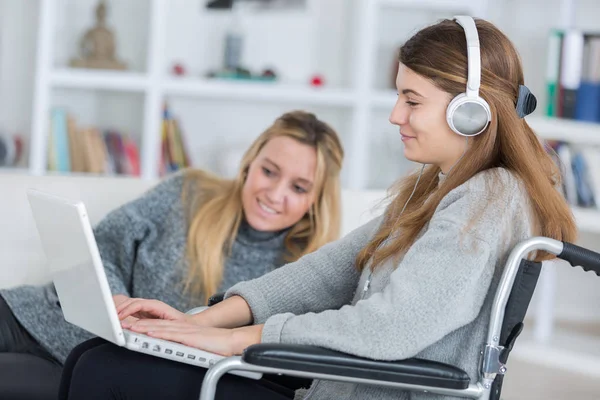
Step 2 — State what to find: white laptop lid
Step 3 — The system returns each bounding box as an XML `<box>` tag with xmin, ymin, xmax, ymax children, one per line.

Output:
<box><xmin>26</xmin><ymin>189</ymin><xmax>126</xmax><ymax>346</ymax></box>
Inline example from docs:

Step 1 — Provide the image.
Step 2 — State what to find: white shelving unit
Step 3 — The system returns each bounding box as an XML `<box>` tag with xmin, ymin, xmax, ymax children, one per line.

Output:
<box><xmin>163</xmin><ymin>79</ymin><xmax>356</xmax><ymax>106</ymax></box>
<box><xmin>526</xmin><ymin>115</ymin><xmax>600</xmax><ymax>235</ymax></box>
<box><xmin>50</xmin><ymin>69</ymin><xmax>149</xmax><ymax>92</ymax></box>
<box><xmin>29</xmin><ymin>0</ymin><xmax>486</xmax><ymax>186</ymax></box>
<box><xmin>27</xmin><ymin>0</ymin><xmax>600</xmax><ymax>231</ymax></box>
<box><xmin>527</xmin><ymin>115</ymin><xmax>600</xmax><ymax>146</ymax></box>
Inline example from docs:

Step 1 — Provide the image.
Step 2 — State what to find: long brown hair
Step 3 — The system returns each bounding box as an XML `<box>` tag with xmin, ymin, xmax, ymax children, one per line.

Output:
<box><xmin>183</xmin><ymin>111</ymin><xmax>344</xmax><ymax>303</ymax></box>
<box><xmin>357</xmin><ymin>18</ymin><xmax>577</xmax><ymax>271</ymax></box>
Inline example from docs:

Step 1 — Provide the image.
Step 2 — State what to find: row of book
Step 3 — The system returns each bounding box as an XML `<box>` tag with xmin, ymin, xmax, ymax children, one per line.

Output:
<box><xmin>159</xmin><ymin>103</ymin><xmax>191</xmax><ymax>175</ymax></box>
<box><xmin>545</xmin><ymin>29</ymin><xmax>600</xmax><ymax>122</ymax></box>
<box><xmin>546</xmin><ymin>140</ymin><xmax>600</xmax><ymax>209</ymax></box>
<box><xmin>47</xmin><ymin>108</ymin><xmax>141</xmax><ymax>175</ymax></box>
<box><xmin>47</xmin><ymin>104</ymin><xmax>192</xmax><ymax>176</ymax></box>
<box><xmin>0</xmin><ymin>134</ymin><xmax>24</xmax><ymax>167</ymax></box>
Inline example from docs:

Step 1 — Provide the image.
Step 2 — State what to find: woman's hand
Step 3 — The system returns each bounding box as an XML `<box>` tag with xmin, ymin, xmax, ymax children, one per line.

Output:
<box><xmin>113</xmin><ymin>294</ymin><xmax>139</xmax><ymax>325</ymax></box>
<box><xmin>127</xmin><ymin>319</ymin><xmax>263</xmax><ymax>357</ymax></box>
<box><xmin>116</xmin><ymin>298</ymin><xmax>189</xmax><ymax>327</ymax></box>
<box><xmin>113</xmin><ymin>294</ymin><xmax>130</xmax><ymax>307</ymax></box>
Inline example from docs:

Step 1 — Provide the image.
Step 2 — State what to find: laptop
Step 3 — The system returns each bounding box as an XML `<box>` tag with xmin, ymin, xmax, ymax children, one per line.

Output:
<box><xmin>26</xmin><ymin>188</ymin><xmax>261</xmax><ymax>380</ymax></box>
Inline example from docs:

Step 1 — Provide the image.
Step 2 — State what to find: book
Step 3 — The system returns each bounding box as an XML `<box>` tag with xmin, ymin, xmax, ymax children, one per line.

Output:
<box><xmin>51</xmin><ymin>108</ymin><xmax>71</xmax><ymax>172</ymax></box>
<box><xmin>546</xmin><ymin>29</ymin><xmax>563</xmax><ymax>117</ymax></box>
<box><xmin>574</xmin><ymin>36</ymin><xmax>600</xmax><ymax>122</ymax></box>
<box><xmin>559</xmin><ymin>30</ymin><xmax>585</xmax><ymax>119</ymax></box>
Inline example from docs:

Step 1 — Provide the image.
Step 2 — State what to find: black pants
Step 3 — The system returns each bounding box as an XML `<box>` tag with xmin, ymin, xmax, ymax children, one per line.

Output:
<box><xmin>0</xmin><ymin>295</ymin><xmax>62</xmax><ymax>400</ymax></box>
<box><xmin>60</xmin><ymin>338</ymin><xmax>311</xmax><ymax>400</ymax></box>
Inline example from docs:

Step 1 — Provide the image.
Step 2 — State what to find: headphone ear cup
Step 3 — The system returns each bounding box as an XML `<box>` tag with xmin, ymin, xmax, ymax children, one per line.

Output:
<box><xmin>446</xmin><ymin>94</ymin><xmax>491</xmax><ymax>136</ymax></box>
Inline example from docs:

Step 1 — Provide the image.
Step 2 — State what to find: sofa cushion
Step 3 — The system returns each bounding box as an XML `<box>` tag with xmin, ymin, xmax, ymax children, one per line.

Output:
<box><xmin>0</xmin><ymin>173</ymin><xmax>155</xmax><ymax>288</ymax></box>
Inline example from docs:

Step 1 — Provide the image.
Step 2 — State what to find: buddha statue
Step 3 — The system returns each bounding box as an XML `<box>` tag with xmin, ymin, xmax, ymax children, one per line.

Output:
<box><xmin>70</xmin><ymin>0</ymin><xmax>127</xmax><ymax>70</ymax></box>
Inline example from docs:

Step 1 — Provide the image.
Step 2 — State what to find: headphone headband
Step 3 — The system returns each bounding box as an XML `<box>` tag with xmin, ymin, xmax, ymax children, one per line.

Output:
<box><xmin>453</xmin><ymin>16</ymin><xmax>481</xmax><ymax>98</ymax></box>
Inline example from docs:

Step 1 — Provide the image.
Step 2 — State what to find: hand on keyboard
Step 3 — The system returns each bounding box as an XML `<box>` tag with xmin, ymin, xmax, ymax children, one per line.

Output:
<box><xmin>116</xmin><ymin>298</ymin><xmax>189</xmax><ymax>328</ymax></box>
<box><xmin>127</xmin><ymin>319</ymin><xmax>241</xmax><ymax>357</ymax></box>
<box><xmin>113</xmin><ymin>294</ymin><xmax>139</xmax><ymax>325</ymax></box>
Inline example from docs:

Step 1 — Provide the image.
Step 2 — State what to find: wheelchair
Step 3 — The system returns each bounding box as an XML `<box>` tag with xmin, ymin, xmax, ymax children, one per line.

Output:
<box><xmin>196</xmin><ymin>237</ymin><xmax>600</xmax><ymax>400</ymax></box>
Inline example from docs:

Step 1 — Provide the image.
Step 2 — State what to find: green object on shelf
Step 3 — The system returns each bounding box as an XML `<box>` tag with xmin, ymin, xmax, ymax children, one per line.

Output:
<box><xmin>546</xmin><ymin>82</ymin><xmax>557</xmax><ymax>117</ymax></box>
<box><xmin>210</xmin><ymin>71</ymin><xmax>277</xmax><ymax>82</ymax></box>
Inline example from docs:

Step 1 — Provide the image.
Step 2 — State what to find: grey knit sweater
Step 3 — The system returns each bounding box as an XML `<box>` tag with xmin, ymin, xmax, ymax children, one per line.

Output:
<box><xmin>226</xmin><ymin>168</ymin><xmax>534</xmax><ymax>400</ymax></box>
<box><xmin>1</xmin><ymin>172</ymin><xmax>289</xmax><ymax>364</ymax></box>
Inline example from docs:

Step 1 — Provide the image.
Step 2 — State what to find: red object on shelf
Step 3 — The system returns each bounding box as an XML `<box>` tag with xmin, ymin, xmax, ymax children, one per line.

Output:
<box><xmin>310</xmin><ymin>74</ymin><xmax>325</xmax><ymax>87</ymax></box>
<box><xmin>172</xmin><ymin>63</ymin><xmax>186</xmax><ymax>76</ymax></box>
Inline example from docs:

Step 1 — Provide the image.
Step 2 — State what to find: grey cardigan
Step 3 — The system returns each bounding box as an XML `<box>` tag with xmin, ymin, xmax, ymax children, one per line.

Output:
<box><xmin>226</xmin><ymin>168</ymin><xmax>534</xmax><ymax>400</ymax></box>
<box><xmin>1</xmin><ymin>172</ymin><xmax>289</xmax><ymax>363</ymax></box>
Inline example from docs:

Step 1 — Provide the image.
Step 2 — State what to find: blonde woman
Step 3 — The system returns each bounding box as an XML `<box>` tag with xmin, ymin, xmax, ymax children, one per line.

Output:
<box><xmin>0</xmin><ymin>110</ymin><xmax>344</xmax><ymax>400</ymax></box>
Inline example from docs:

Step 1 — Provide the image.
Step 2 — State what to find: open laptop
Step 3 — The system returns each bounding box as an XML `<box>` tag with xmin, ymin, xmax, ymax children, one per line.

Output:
<box><xmin>26</xmin><ymin>188</ymin><xmax>260</xmax><ymax>379</ymax></box>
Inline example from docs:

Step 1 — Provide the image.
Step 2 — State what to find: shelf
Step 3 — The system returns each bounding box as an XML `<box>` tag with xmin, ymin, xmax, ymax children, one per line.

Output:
<box><xmin>41</xmin><ymin>170</ymin><xmax>140</xmax><ymax>179</ymax></box>
<box><xmin>375</xmin><ymin>0</ymin><xmax>477</xmax><ymax>12</ymax></box>
<box><xmin>572</xmin><ymin>207</ymin><xmax>600</xmax><ymax>234</ymax></box>
<box><xmin>163</xmin><ymin>79</ymin><xmax>357</xmax><ymax>107</ymax></box>
<box><xmin>50</xmin><ymin>69</ymin><xmax>149</xmax><ymax>92</ymax></box>
<box><xmin>527</xmin><ymin>116</ymin><xmax>600</xmax><ymax>146</ymax></box>
<box><xmin>0</xmin><ymin>167</ymin><xmax>30</xmax><ymax>174</ymax></box>
<box><xmin>369</xmin><ymin>90</ymin><xmax>397</xmax><ymax>110</ymax></box>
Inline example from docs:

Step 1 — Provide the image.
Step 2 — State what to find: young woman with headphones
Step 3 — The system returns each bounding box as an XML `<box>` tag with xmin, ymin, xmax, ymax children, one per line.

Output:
<box><xmin>59</xmin><ymin>16</ymin><xmax>576</xmax><ymax>400</ymax></box>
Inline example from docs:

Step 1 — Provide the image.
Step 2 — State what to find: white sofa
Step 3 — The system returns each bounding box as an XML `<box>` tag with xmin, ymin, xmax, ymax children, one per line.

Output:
<box><xmin>0</xmin><ymin>172</ymin><xmax>387</xmax><ymax>289</ymax></box>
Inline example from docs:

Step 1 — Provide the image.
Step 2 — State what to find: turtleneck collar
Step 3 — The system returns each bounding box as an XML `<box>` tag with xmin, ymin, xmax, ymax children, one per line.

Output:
<box><xmin>236</xmin><ymin>219</ymin><xmax>289</xmax><ymax>246</ymax></box>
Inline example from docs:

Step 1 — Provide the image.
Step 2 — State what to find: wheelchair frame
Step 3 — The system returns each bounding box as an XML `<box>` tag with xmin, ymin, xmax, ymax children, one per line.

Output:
<box><xmin>198</xmin><ymin>237</ymin><xmax>600</xmax><ymax>400</ymax></box>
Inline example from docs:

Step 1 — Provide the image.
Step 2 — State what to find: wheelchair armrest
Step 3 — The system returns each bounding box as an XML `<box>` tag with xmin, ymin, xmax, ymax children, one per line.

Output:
<box><xmin>242</xmin><ymin>344</ymin><xmax>471</xmax><ymax>390</ymax></box>
<box><xmin>208</xmin><ymin>292</ymin><xmax>225</xmax><ymax>306</ymax></box>
<box><xmin>185</xmin><ymin>306</ymin><xmax>208</xmax><ymax>315</ymax></box>
<box><xmin>185</xmin><ymin>292</ymin><xmax>226</xmax><ymax>315</ymax></box>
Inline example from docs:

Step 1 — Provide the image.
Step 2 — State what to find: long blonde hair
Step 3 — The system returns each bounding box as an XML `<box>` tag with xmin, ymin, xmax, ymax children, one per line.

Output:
<box><xmin>183</xmin><ymin>111</ymin><xmax>344</xmax><ymax>303</ymax></box>
<box><xmin>357</xmin><ymin>18</ymin><xmax>577</xmax><ymax>271</ymax></box>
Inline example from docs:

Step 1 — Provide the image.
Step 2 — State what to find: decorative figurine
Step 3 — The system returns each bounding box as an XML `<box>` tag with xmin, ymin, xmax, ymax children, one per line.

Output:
<box><xmin>70</xmin><ymin>0</ymin><xmax>127</xmax><ymax>70</ymax></box>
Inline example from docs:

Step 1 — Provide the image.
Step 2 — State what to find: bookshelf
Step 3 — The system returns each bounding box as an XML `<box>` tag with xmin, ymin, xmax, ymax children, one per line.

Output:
<box><xmin>527</xmin><ymin>116</ymin><xmax>600</xmax><ymax>145</ymax></box>
<box><xmin>375</xmin><ymin>0</ymin><xmax>483</xmax><ymax>10</ymax></box>
<box><xmin>26</xmin><ymin>0</ymin><xmax>600</xmax><ymax>224</ymax></box>
<box><xmin>524</xmin><ymin>115</ymin><xmax>600</xmax><ymax>235</ymax></box>
<box><xmin>162</xmin><ymin>79</ymin><xmax>356</xmax><ymax>106</ymax></box>
<box><xmin>27</xmin><ymin>2</ymin><xmax>600</xmax><ymax>198</ymax></box>
<box><xmin>50</xmin><ymin>69</ymin><xmax>149</xmax><ymax>92</ymax></box>
<box><xmin>28</xmin><ymin>0</ymin><xmax>486</xmax><ymax>187</ymax></box>
<box><xmin>0</xmin><ymin>167</ymin><xmax>30</xmax><ymax>175</ymax></box>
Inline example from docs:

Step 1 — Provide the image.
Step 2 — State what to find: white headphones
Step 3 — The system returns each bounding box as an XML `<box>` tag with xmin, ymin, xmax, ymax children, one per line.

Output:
<box><xmin>446</xmin><ymin>16</ymin><xmax>492</xmax><ymax>137</ymax></box>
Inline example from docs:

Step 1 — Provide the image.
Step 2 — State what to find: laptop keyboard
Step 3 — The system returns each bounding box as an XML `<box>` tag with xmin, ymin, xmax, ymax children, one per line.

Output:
<box><xmin>123</xmin><ymin>330</ymin><xmax>262</xmax><ymax>380</ymax></box>
<box><xmin>125</xmin><ymin>330</ymin><xmax>210</xmax><ymax>365</ymax></box>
